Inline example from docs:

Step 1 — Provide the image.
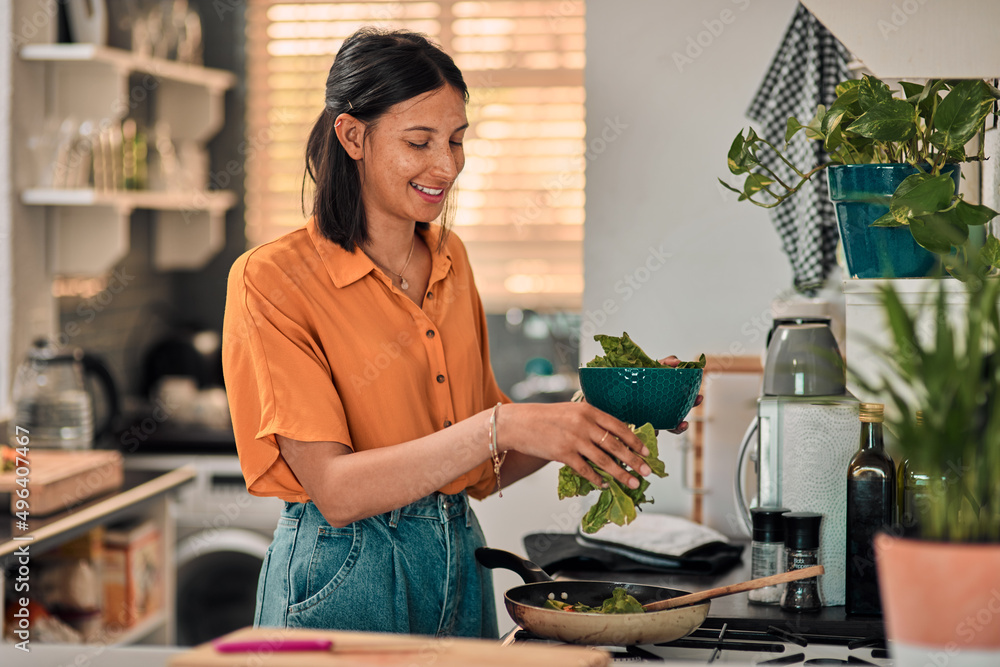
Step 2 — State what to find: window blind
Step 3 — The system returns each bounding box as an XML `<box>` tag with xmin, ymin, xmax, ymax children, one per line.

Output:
<box><xmin>245</xmin><ymin>0</ymin><xmax>585</xmax><ymax>311</ymax></box>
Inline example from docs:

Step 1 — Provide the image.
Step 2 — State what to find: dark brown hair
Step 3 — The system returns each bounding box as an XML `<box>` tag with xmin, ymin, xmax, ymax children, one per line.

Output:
<box><xmin>303</xmin><ymin>28</ymin><xmax>469</xmax><ymax>251</ymax></box>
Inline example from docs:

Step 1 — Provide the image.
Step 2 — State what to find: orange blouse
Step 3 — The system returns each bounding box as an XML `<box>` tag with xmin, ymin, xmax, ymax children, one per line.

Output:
<box><xmin>222</xmin><ymin>218</ymin><xmax>507</xmax><ymax>502</ymax></box>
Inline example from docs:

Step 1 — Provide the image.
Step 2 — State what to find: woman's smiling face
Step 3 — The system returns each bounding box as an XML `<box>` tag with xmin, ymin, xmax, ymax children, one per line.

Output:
<box><xmin>357</xmin><ymin>85</ymin><xmax>468</xmax><ymax>228</ymax></box>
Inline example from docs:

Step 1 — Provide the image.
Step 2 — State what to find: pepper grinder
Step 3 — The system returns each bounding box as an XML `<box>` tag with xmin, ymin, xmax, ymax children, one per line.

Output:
<box><xmin>780</xmin><ymin>512</ymin><xmax>823</xmax><ymax>612</ymax></box>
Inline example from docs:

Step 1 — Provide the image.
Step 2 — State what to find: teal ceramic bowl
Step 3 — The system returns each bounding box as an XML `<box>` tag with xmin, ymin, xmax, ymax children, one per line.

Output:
<box><xmin>578</xmin><ymin>367</ymin><xmax>703</xmax><ymax>430</ymax></box>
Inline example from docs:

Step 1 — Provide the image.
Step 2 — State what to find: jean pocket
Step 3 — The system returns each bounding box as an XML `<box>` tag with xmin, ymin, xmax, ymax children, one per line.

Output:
<box><xmin>288</xmin><ymin>523</ymin><xmax>361</xmax><ymax>615</ymax></box>
<box><xmin>253</xmin><ymin>546</ymin><xmax>272</xmax><ymax>627</ymax></box>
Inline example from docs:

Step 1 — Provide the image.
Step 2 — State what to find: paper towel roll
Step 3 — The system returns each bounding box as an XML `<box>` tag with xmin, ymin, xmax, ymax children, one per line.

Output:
<box><xmin>779</xmin><ymin>400</ymin><xmax>860</xmax><ymax>606</ymax></box>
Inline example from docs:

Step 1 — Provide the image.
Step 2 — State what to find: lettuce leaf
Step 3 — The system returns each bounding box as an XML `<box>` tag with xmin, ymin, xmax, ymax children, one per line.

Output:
<box><xmin>586</xmin><ymin>332</ymin><xmax>706</xmax><ymax>369</ymax></box>
<box><xmin>558</xmin><ymin>422</ymin><xmax>669</xmax><ymax>534</ymax></box>
<box><xmin>589</xmin><ymin>332</ymin><xmax>663</xmax><ymax>368</ymax></box>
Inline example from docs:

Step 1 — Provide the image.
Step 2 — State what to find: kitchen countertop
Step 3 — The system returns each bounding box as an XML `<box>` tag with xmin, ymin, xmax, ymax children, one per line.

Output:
<box><xmin>0</xmin><ymin>642</ymin><xmax>185</xmax><ymax>666</ymax></box>
<box><xmin>0</xmin><ymin>467</ymin><xmax>196</xmax><ymax>557</ymax></box>
<box><xmin>0</xmin><ymin>634</ymin><xmax>724</xmax><ymax>667</ymax></box>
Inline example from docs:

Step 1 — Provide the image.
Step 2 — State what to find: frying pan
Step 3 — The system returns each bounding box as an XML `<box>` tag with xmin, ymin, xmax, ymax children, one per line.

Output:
<box><xmin>476</xmin><ymin>547</ymin><xmax>710</xmax><ymax>645</ymax></box>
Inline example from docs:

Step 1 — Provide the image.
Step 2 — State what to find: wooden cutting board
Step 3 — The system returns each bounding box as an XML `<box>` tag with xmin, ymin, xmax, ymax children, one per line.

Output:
<box><xmin>168</xmin><ymin>627</ymin><xmax>610</xmax><ymax>667</ymax></box>
<box><xmin>0</xmin><ymin>449</ymin><xmax>123</xmax><ymax>516</ymax></box>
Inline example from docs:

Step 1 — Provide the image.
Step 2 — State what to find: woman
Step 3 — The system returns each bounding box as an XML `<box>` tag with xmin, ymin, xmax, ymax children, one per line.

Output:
<box><xmin>222</xmin><ymin>28</ymin><xmax>696</xmax><ymax>639</ymax></box>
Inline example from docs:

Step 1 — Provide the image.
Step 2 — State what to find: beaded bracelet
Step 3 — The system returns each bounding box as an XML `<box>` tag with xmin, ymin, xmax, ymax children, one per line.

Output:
<box><xmin>489</xmin><ymin>402</ymin><xmax>507</xmax><ymax>496</ymax></box>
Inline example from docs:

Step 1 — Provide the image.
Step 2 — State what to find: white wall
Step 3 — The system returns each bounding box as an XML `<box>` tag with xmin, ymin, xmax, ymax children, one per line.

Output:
<box><xmin>580</xmin><ymin>0</ymin><xmax>801</xmax><ymax>516</ymax></box>
<box><xmin>0</xmin><ymin>3</ymin><xmax>12</xmax><ymax>420</ymax></box>
<box><xmin>1</xmin><ymin>2</ymin><xmax>59</xmax><ymax>428</ymax></box>
<box><xmin>476</xmin><ymin>0</ymin><xmax>801</xmax><ymax>631</ymax></box>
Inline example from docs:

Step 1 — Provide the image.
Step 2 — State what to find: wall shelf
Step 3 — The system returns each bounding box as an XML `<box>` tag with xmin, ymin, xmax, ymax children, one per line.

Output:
<box><xmin>21</xmin><ymin>190</ymin><xmax>236</xmax><ymax>274</ymax></box>
<box><xmin>19</xmin><ymin>45</ymin><xmax>239</xmax><ymax>274</ymax></box>
<box><xmin>22</xmin><ymin>188</ymin><xmax>236</xmax><ymax>213</ymax></box>
<box><xmin>20</xmin><ymin>44</ymin><xmax>236</xmax><ymax>91</ymax></box>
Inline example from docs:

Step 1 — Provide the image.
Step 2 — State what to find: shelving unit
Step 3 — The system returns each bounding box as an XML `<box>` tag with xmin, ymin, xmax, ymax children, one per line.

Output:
<box><xmin>18</xmin><ymin>44</ymin><xmax>238</xmax><ymax>274</ymax></box>
<box><xmin>0</xmin><ymin>466</ymin><xmax>195</xmax><ymax>647</ymax></box>
<box><xmin>112</xmin><ymin>609</ymin><xmax>168</xmax><ymax>647</ymax></box>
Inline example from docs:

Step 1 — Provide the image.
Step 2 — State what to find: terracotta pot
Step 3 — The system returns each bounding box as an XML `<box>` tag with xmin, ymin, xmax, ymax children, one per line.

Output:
<box><xmin>875</xmin><ymin>533</ymin><xmax>1000</xmax><ymax>667</ymax></box>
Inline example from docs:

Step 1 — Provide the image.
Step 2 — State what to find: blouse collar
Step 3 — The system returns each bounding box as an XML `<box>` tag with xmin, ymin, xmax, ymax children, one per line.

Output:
<box><xmin>307</xmin><ymin>217</ymin><xmax>453</xmax><ymax>289</ymax></box>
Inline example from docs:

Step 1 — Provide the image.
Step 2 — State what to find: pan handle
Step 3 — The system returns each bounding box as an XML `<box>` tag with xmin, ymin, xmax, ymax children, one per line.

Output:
<box><xmin>474</xmin><ymin>547</ymin><xmax>554</xmax><ymax>584</ymax></box>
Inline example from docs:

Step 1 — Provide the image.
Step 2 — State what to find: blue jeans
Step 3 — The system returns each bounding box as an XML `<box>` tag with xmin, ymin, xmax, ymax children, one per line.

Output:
<box><xmin>253</xmin><ymin>491</ymin><xmax>499</xmax><ymax>638</ymax></box>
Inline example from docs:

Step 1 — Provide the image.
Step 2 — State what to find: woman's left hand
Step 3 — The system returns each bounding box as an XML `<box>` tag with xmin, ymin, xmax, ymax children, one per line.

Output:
<box><xmin>658</xmin><ymin>355</ymin><xmax>704</xmax><ymax>435</ymax></box>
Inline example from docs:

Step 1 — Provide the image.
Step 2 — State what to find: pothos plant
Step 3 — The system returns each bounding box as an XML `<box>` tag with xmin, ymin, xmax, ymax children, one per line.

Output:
<box><xmin>721</xmin><ymin>75</ymin><xmax>1000</xmax><ymax>277</ymax></box>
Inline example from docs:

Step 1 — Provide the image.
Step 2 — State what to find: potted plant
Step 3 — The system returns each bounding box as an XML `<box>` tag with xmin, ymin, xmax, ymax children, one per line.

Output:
<box><xmin>849</xmin><ymin>255</ymin><xmax>1000</xmax><ymax>665</ymax></box>
<box><xmin>722</xmin><ymin>75</ymin><xmax>1000</xmax><ymax>279</ymax></box>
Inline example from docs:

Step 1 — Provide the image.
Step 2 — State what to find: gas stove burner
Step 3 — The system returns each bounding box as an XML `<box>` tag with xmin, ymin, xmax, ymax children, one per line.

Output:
<box><xmin>507</xmin><ymin>624</ymin><xmax>892</xmax><ymax>665</ymax></box>
<box><xmin>768</xmin><ymin>625</ymin><xmax>809</xmax><ymax>646</ymax></box>
<box><xmin>846</xmin><ymin>636</ymin><xmax>884</xmax><ymax>650</ymax></box>
<box><xmin>758</xmin><ymin>654</ymin><xmax>807</xmax><ymax>666</ymax></box>
<box><xmin>609</xmin><ymin>645</ymin><xmax>664</xmax><ymax>662</ymax></box>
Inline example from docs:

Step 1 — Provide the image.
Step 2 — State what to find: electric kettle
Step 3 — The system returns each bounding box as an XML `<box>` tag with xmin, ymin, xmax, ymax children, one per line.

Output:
<box><xmin>734</xmin><ymin>318</ymin><xmax>859</xmax><ymax>606</ymax></box>
<box><xmin>8</xmin><ymin>339</ymin><xmax>120</xmax><ymax>449</ymax></box>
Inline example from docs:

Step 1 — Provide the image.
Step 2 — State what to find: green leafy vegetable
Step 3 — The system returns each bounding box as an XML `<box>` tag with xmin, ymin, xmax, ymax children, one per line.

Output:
<box><xmin>674</xmin><ymin>353</ymin><xmax>708</xmax><ymax>369</ymax></box>
<box><xmin>542</xmin><ymin>587</ymin><xmax>646</xmax><ymax>614</ymax></box>
<box><xmin>600</xmin><ymin>587</ymin><xmax>646</xmax><ymax>614</ymax></box>
<box><xmin>580</xmin><ymin>485</ymin><xmax>614</xmax><ymax>534</ymax></box>
<box><xmin>589</xmin><ymin>332</ymin><xmax>662</xmax><ymax>367</ymax></box>
<box><xmin>585</xmin><ymin>332</ymin><xmax>706</xmax><ymax>369</ymax></box>
<box><xmin>558</xmin><ymin>423</ymin><xmax>669</xmax><ymax>533</ymax></box>
<box><xmin>557</xmin><ymin>465</ymin><xmax>596</xmax><ymax>498</ymax></box>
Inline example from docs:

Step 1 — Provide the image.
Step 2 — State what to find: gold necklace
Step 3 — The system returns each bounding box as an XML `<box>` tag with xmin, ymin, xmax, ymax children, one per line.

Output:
<box><xmin>368</xmin><ymin>234</ymin><xmax>416</xmax><ymax>290</ymax></box>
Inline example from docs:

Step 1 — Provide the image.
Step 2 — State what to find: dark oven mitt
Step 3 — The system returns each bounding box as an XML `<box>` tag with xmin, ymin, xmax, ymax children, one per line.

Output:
<box><xmin>524</xmin><ymin>513</ymin><xmax>744</xmax><ymax>576</ymax></box>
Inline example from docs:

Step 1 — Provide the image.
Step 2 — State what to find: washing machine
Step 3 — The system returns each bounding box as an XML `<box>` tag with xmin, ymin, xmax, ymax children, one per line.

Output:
<box><xmin>125</xmin><ymin>454</ymin><xmax>282</xmax><ymax>646</ymax></box>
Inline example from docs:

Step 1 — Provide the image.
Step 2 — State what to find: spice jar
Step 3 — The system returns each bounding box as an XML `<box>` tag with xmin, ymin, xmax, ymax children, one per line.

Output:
<box><xmin>748</xmin><ymin>507</ymin><xmax>789</xmax><ymax>605</ymax></box>
<box><xmin>780</xmin><ymin>511</ymin><xmax>823</xmax><ymax>612</ymax></box>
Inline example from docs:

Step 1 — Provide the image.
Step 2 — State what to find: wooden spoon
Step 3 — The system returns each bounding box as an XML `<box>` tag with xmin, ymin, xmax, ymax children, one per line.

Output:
<box><xmin>642</xmin><ymin>564</ymin><xmax>825</xmax><ymax>612</ymax></box>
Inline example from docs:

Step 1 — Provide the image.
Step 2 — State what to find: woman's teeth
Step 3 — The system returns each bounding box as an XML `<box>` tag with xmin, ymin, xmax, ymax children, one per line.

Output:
<box><xmin>411</xmin><ymin>183</ymin><xmax>443</xmax><ymax>196</ymax></box>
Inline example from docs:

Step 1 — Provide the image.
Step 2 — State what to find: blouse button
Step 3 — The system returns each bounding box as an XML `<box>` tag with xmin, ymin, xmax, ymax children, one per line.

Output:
<box><xmin>436</xmin><ymin>374</ymin><xmax>446</xmax><ymax>384</ymax></box>
<box><xmin>443</xmin><ymin>420</ymin><xmax>452</xmax><ymax>427</ymax></box>
<box><xmin>426</xmin><ymin>329</ymin><xmax>435</xmax><ymax>338</ymax></box>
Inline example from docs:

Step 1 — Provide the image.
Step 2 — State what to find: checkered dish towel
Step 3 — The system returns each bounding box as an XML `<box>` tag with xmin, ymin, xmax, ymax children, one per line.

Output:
<box><xmin>746</xmin><ymin>3</ymin><xmax>852</xmax><ymax>295</ymax></box>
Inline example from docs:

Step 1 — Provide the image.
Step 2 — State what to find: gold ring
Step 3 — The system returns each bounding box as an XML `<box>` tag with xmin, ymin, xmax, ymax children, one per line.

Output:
<box><xmin>599</xmin><ymin>430</ymin><xmax>609</xmax><ymax>444</ymax></box>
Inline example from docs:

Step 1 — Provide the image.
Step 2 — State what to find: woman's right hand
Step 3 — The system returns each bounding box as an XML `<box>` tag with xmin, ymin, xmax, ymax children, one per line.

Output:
<box><xmin>495</xmin><ymin>402</ymin><xmax>652</xmax><ymax>491</ymax></box>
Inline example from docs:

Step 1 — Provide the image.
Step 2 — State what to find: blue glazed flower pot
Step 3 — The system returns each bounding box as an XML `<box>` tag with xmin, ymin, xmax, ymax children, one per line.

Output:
<box><xmin>827</xmin><ymin>164</ymin><xmax>960</xmax><ymax>279</ymax></box>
